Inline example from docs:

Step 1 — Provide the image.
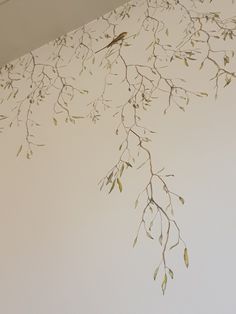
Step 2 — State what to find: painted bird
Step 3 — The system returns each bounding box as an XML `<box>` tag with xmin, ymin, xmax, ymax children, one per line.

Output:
<box><xmin>95</xmin><ymin>32</ymin><xmax>128</xmax><ymax>54</ymax></box>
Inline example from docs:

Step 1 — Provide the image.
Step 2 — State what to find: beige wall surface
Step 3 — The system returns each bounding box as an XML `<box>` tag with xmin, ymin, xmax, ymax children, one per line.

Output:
<box><xmin>0</xmin><ymin>1</ymin><xmax>236</xmax><ymax>313</ymax></box>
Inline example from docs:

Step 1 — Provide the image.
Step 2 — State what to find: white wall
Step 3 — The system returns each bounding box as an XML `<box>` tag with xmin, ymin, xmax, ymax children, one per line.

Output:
<box><xmin>0</xmin><ymin>1</ymin><xmax>236</xmax><ymax>313</ymax></box>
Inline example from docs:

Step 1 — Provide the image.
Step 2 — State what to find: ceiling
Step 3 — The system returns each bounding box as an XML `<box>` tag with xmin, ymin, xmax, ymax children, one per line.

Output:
<box><xmin>0</xmin><ymin>0</ymin><xmax>126</xmax><ymax>66</ymax></box>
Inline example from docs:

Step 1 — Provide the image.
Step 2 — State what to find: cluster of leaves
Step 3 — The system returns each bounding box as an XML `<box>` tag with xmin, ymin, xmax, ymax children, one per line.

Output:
<box><xmin>0</xmin><ymin>0</ymin><xmax>236</xmax><ymax>294</ymax></box>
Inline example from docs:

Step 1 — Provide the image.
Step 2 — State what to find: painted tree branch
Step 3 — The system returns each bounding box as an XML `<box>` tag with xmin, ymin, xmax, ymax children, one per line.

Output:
<box><xmin>0</xmin><ymin>0</ymin><xmax>236</xmax><ymax>294</ymax></box>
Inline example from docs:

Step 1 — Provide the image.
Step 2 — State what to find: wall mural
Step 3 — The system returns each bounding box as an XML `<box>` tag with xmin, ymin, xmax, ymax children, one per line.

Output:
<box><xmin>0</xmin><ymin>0</ymin><xmax>235</xmax><ymax>295</ymax></box>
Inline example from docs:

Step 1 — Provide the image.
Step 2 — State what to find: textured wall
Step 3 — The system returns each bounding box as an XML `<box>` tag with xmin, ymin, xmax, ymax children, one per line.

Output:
<box><xmin>0</xmin><ymin>1</ymin><xmax>236</xmax><ymax>313</ymax></box>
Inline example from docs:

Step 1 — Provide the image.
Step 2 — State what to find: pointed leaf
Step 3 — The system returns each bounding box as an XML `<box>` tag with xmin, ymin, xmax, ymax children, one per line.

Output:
<box><xmin>106</xmin><ymin>172</ymin><xmax>113</xmax><ymax>184</ymax></box>
<box><xmin>126</xmin><ymin>162</ymin><xmax>132</xmax><ymax>168</ymax></box>
<box><xmin>159</xmin><ymin>234</ymin><xmax>163</xmax><ymax>246</ymax></box>
<box><xmin>153</xmin><ymin>266</ymin><xmax>160</xmax><ymax>280</ymax></box>
<box><xmin>133</xmin><ymin>236</ymin><xmax>138</xmax><ymax>248</ymax></box>
<box><xmin>53</xmin><ymin>117</ymin><xmax>57</xmax><ymax>126</ymax></box>
<box><xmin>109</xmin><ymin>180</ymin><xmax>116</xmax><ymax>194</ymax></box>
<box><xmin>117</xmin><ymin>178</ymin><xmax>123</xmax><ymax>192</ymax></box>
<box><xmin>16</xmin><ymin>145</ymin><xmax>23</xmax><ymax>157</ymax></box>
<box><xmin>184</xmin><ymin>247</ymin><xmax>189</xmax><ymax>268</ymax></box>
<box><xmin>120</xmin><ymin>163</ymin><xmax>125</xmax><ymax>177</ymax></box>
<box><xmin>168</xmin><ymin>268</ymin><xmax>174</xmax><ymax>279</ymax></box>
<box><xmin>146</xmin><ymin>231</ymin><xmax>154</xmax><ymax>240</ymax></box>
<box><xmin>161</xmin><ymin>274</ymin><xmax>168</xmax><ymax>295</ymax></box>
<box><xmin>184</xmin><ymin>58</ymin><xmax>189</xmax><ymax>67</ymax></box>
<box><xmin>179</xmin><ymin>196</ymin><xmax>185</xmax><ymax>205</ymax></box>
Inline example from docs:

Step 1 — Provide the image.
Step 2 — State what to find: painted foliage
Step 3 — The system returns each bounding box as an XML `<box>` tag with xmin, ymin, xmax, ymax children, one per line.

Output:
<box><xmin>0</xmin><ymin>0</ymin><xmax>236</xmax><ymax>294</ymax></box>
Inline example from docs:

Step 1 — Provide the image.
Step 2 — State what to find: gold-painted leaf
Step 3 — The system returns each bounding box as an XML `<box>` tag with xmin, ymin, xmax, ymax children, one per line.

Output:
<box><xmin>224</xmin><ymin>77</ymin><xmax>231</xmax><ymax>87</ymax></box>
<box><xmin>0</xmin><ymin>115</ymin><xmax>7</xmax><ymax>120</ymax></box>
<box><xmin>149</xmin><ymin>221</ymin><xmax>153</xmax><ymax>231</ymax></box>
<box><xmin>168</xmin><ymin>268</ymin><xmax>174</xmax><ymax>279</ymax></box>
<box><xmin>179</xmin><ymin>196</ymin><xmax>185</xmax><ymax>205</ymax></box>
<box><xmin>109</xmin><ymin>180</ymin><xmax>116</xmax><ymax>194</ymax></box>
<box><xmin>153</xmin><ymin>266</ymin><xmax>160</xmax><ymax>280</ymax></box>
<box><xmin>16</xmin><ymin>145</ymin><xmax>23</xmax><ymax>157</ymax></box>
<box><xmin>199</xmin><ymin>62</ymin><xmax>204</xmax><ymax>70</ymax></box>
<box><xmin>106</xmin><ymin>172</ymin><xmax>113</xmax><ymax>184</ymax></box>
<box><xmin>159</xmin><ymin>234</ymin><xmax>163</xmax><ymax>246</ymax></box>
<box><xmin>126</xmin><ymin>162</ymin><xmax>132</xmax><ymax>168</ymax></box>
<box><xmin>120</xmin><ymin>163</ymin><xmax>125</xmax><ymax>177</ymax></box>
<box><xmin>146</xmin><ymin>231</ymin><xmax>154</xmax><ymax>240</ymax></box>
<box><xmin>161</xmin><ymin>274</ymin><xmax>168</xmax><ymax>295</ymax></box>
<box><xmin>117</xmin><ymin>178</ymin><xmax>123</xmax><ymax>192</ymax></box>
<box><xmin>99</xmin><ymin>181</ymin><xmax>105</xmax><ymax>191</ymax></box>
<box><xmin>133</xmin><ymin>236</ymin><xmax>138</xmax><ymax>248</ymax></box>
<box><xmin>224</xmin><ymin>55</ymin><xmax>230</xmax><ymax>66</ymax></box>
<box><xmin>184</xmin><ymin>58</ymin><xmax>189</xmax><ymax>67</ymax></box>
<box><xmin>184</xmin><ymin>247</ymin><xmax>189</xmax><ymax>268</ymax></box>
<box><xmin>146</xmin><ymin>41</ymin><xmax>154</xmax><ymax>50</ymax></box>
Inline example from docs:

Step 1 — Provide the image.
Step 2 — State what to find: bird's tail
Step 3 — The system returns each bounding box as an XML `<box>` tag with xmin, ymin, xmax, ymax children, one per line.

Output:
<box><xmin>95</xmin><ymin>46</ymin><xmax>107</xmax><ymax>54</ymax></box>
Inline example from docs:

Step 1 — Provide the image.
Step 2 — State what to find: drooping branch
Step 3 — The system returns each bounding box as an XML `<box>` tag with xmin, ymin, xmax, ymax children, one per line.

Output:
<box><xmin>0</xmin><ymin>0</ymin><xmax>236</xmax><ymax>294</ymax></box>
